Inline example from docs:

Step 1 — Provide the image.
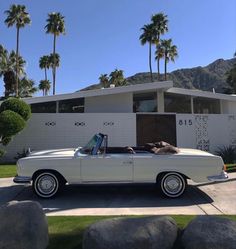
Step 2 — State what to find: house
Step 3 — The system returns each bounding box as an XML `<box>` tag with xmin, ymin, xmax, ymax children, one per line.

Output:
<box><xmin>1</xmin><ymin>81</ymin><xmax>236</xmax><ymax>161</ymax></box>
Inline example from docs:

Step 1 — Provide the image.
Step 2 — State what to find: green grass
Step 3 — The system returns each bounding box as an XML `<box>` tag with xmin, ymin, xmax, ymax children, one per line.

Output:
<box><xmin>0</xmin><ymin>164</ymin><xmax>16</xmax><ymax>178</ymax></box>
<box><xmin>226</xmin><ymin>164</ymin><xmax>236</xmax><ymax>172</ymax></box>
<box><xmin>47</xmin><ymin>215</ymin><xmax>236</xmax><ymax>249</ymax></box>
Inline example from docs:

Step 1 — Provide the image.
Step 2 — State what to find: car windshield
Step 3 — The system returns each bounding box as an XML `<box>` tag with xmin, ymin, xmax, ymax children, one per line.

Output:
<box><xmin>79</xmin><ymin>134</ymin><xmax>100</xmax><ymax>155</ymax></box>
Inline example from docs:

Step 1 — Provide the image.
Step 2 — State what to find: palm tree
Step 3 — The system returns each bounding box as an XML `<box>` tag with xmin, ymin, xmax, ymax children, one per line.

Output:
<box><xmin>139</xmin><ymin>23</ymin><xmax>156</xmax><ymax>82</ymax></box>
<box><xmin>0</xmin><ymin>46</ymin><xmax>26</xmax><ymax>97</ymax></box>
<box><xmin>18</xmin><ymin>77</ymin><xmax>37</xmax><ymax>97</ymax></box>
<box><xmin>45</xmin><ymin>12</ymin><xmax>65</xmax><ymax>95</ymax></box>
<box><xmin>39</xmin><ymin>55</ymin><xmax>50</xmax><ymax>81</ymax></box>
<box><xmin>155</xmin><ymin>44</ymin><xmax>165</xmax><ymax>80</ymax></box>
<box><xmin>49</xmin><ymin>53</ymin><xmax>60</xmax><ymax>81</ymax></box>
<box><xmin>39</xmin><ymin>80</ymin><xmax>51</xmax><ymax>96</ymax></box>
<box><xmin>151</xmin><ymin>13</ymin><xmax>168</xmax><ymax>80</ymax></box>
<box><xmin>161</xmin><ymin>39</ymin><xmax>178</xmax><ymax>80</ymax></box>
<box><xmin>109</xmin><ymin>69</ymin><xmax>126</xmax><ymax>86</ymax></box>
<box><xmin>4</xmin><ymin>4</ymin><xmax>31</xmax><ymax>97</ymax></box>
<box><xmin>99</xmin><ymin>74</ymin><xmax>109</xmax><ymax>88</ymax></box>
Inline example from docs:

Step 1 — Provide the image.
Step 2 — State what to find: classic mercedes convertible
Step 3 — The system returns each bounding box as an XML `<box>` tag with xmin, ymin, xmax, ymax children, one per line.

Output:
<box><xmin>14</xmin><ymin>133</ymin><xmax>228</xmax><ymax>198</ymax></box>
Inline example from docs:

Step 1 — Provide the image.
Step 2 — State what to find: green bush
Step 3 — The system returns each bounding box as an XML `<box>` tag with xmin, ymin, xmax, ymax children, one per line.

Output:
<box><xmin>0</xmin><ymin>149</ymin><xmax>5</xmax><ymax>158</ymax></box>
<box><xmin>0</xmin><ymin>110</ymin><xmax>26</xmax><ymax>137</ymax></box>
<box><xmin>0</xmin><ymin>97</ymin><xmax>31</xmax><ymax>121</ymax></box>
<box><xmin>216</xmin><ymin>146</ymin><xmax>236</xmax><ymax>164</ymax></box>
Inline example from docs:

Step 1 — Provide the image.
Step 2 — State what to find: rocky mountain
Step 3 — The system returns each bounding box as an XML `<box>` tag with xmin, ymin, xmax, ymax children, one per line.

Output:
<box><xmin>82</xmin><ymin>58</ymin><xmax>236</xmax><ymax>93</ymax></box>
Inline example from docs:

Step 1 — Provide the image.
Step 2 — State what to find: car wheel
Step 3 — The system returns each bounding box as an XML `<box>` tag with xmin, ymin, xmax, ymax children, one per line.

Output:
<box><xmin>33</xmin><ymin>172</ymin><xmax>60</xmax><ymax>198</ymax></box>
<box><xmin>158</xmin><ymin>172</ymin><xmax>186</xmax><ymax>198</ymax></box>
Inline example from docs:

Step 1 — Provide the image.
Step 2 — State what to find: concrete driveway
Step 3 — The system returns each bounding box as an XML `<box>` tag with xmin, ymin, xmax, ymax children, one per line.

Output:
<box><xmin>0</xmin><ymin>173</ymin><xmax>235</xmax><ymax>216</ymax></box>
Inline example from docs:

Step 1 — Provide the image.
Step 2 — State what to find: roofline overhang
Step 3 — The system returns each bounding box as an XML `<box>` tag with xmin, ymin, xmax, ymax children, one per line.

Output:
<box><xmin>167</xmin><ymin>87</ymin><xmax>236</xmax><ymax>101</ymax></box>
<box><xmin>23</xmin><ymin>81</ymin><xmax>173</xmax><ymax>104</ymax></box>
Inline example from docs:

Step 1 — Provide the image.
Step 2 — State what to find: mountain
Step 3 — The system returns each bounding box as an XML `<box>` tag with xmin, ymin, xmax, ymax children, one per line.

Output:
<box><xmin>81</xmin><ymin>58</ymin><xmax>236</xmax><ymax>93</ymax></box>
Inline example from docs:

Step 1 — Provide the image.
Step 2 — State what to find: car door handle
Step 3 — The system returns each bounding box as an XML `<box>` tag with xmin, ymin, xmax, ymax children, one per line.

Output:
<box><xmin>123</xmin><ymin>161</ymin><xmax>133</xmax><ymax>165</ymax></box>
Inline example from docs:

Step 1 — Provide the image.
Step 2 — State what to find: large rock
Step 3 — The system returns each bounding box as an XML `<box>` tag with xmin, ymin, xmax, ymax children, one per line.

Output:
<box><xmin>0</xmin><ymin>201</ymin><xmax>48</xmax><ymax>249</ymax></box>
<box><xmin>181</xmin><ymin>216</ymin><xmax>236</xmax><ymax>249</ymax></box>
<box><xmin>83</xmin><ymin>216</ymin><xmax>178</xmax><ymax>249</ymax></box>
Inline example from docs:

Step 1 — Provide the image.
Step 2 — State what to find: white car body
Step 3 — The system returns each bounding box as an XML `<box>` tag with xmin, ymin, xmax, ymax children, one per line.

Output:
<box><xmin>14</xmin><ymin>133</ymin><xmax>228</xmax><ymax>198</ymax></box>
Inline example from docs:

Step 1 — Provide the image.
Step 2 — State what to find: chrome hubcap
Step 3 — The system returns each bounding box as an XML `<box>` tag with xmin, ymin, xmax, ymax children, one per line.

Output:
<box><xmin>38</xmin><ymin>175</ymin><xmax>56</xmax><ymax>194</ymax></box>
<box><xmin>164</xmin><ymin>175</ymin><xmax>183</xmax><ymax>194</ymax></box>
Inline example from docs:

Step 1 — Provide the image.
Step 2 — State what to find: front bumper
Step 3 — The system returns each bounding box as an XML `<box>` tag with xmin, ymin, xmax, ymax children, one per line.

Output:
<box><xmin>207</xmin><ymin>171</ymin><xmax>228</xmax><ymax>182</ymax></box>
<box><xmin>13</xmin><ymin>175</ymin><xmax>31</xmax><ymax>184</ymax></box>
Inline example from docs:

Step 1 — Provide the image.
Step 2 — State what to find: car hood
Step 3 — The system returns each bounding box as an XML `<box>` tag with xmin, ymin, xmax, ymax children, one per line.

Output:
<box><xmin>27</xmin><ymin>148</ymin><xmax>77</xmax><ymax>158</ymax></box>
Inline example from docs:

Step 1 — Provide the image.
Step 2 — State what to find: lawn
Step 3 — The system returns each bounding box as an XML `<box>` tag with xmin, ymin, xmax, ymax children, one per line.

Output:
<box><xmin>47</xmin><ymin>215</ymin><xmax>236</xmax><ymax>249</ymax></box>
<box><xmin>0</xmin><ymin>164</ymin><xmax>235</xmax><ymax>178</ymax></box>
<box><xmin>0</xmin><ymin>164</ymin><xmax>17</xmax><ymax>178</ymax></box>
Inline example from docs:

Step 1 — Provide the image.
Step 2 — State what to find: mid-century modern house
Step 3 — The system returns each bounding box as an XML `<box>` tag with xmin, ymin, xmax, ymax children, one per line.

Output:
<box><xmin>1</xmin><ymin>80</ymin><xmax>236</xmax><ymax>161</ymax></box>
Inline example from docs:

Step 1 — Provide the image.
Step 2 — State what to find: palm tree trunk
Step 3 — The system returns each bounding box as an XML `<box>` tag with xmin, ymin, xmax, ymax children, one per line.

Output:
<box><xmin>16</xmin><ymin>27</ymin><xmax>20</xmax><ymax>97</ymax></box>
<box><xmin>53</xmin><ymin>34</ymin><xmax>56</xmax><ymax>95</ymax></box>
<box><xmin>157</xmin><ymin>34</ymin><xmax>160</xmax><ymax>81</ymax></box>
<box><xmin>164</xmin><ymin>57</ymin><xmax>167</xmax><ymax>81</ymax></box>
<box><xmin>149</xmin><ymin>42</ymin><xmax>153</xmax><ymax>82</ymax></box>
<box><xmin>45</xmin><ymin>68</ymin><xmax>47</xmax><ymax>81</ymax></box>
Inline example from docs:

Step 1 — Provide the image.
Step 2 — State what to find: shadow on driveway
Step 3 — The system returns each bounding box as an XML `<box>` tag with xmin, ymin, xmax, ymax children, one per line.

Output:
<box><xmin>8</xmin><ymin>183</ymin><xmax>214</xmax><ymax>214</ymax></box>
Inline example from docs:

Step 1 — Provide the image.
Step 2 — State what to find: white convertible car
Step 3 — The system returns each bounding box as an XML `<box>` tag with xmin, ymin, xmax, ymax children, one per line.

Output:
<box><xmin>14</xmin><ymin>133</ymin><xmax>228</xmax><ymax>198</ymax></box>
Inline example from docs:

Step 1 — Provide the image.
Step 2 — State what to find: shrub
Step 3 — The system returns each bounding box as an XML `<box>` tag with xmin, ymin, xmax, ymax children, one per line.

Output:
<box><xmin>0</xmin><ymin>110</ymin><xmax>25</xmax><ymax>137</ymax></box>
<box><xmin>0</xmin><ymin>97</ymin><xmax>31</xmax><ymax>121</ymax></box>
<box><xmin>0</xmin><ymin>149</ymin><xmax>5</xmax><ymax>158</ymax></box>
<box><xmin>216</xmin><ymin>146</ymin><xmax>236</xmax><ymax>164</ymax></box>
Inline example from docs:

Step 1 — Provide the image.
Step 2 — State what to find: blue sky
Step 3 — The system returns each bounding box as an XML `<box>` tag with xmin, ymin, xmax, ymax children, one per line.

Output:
<box><xmin>0</xmin><ymin>0</ymin><xmax>235</xmax><ymax>96</ymax></box>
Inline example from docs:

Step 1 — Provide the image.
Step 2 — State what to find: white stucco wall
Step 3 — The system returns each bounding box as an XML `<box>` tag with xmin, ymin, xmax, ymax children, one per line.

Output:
<box><xmin>1</xmin><ymin>113</ymin><xmax>136</xmax><ymax>161</ymax></box>
<box><xmin>84</xmin><ymin>93</ymin><xmax>133</xmax><ymax>113</ymax></box>
<box><xmin>176</xmin><ymin>114</ymin><xmax>236</xmax><ymax>153</ymax></box>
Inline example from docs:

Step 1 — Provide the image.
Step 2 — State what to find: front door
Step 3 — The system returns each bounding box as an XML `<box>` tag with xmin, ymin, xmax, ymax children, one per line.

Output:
<box><xmin>136</xmin><ymin>114</ymin><xmax>176</xmax><ymax>146</ymax></box>
<box><xmin>81</xmin><ymin>154</ymin><xmax>133</xmax><ymax>182</ymax></box>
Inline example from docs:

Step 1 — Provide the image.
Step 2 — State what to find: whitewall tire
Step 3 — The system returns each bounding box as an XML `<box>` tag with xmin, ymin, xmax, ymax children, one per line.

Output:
<box><xmin>33</xmin><ymin>172</ymin><xmax>60</xmax><ymax>198</ymax></box>
<box><xmin>159</xmin><ymin>172</ymin><xmax>186</xmax><ymax>198</ymax></box>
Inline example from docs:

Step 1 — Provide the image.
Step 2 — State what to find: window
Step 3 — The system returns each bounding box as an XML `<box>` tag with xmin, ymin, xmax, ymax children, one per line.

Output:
<box><xmin>193</xmin><ymin>97</ymin><xmax>220</xmax><ymax>114</ymax></box>
<box><xmin>59</xmin><ymin>98</ymin><xmax>84</xmax><ymax>113</ymax></box>
<box><xmin>164</xmin><ymin>93</ymin><xmax>191</xmax><ymax>113</ymax></box>
<box><xmin>31</xmin><ymin>101</ymin><xmax>56</xmax><ymax>113</ymax></box>
<box><xmin>133</xmin><ymin>92</ymin><xmax>157</xmax><ymax>112</ymax></box>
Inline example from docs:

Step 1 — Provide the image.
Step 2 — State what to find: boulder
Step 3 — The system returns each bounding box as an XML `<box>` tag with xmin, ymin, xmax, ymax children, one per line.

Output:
<box><xmin>83</xmin><ymin>216</ymin><xmax>178</xmax><ymax>249</ymax></box>
<box><xmin>181</xmin><ymin>216</ymin><xmax>236</xmax><ymax>249</ymax></box>
<box><xmin>0</xmin><ymin>201</ymin><xmax>48</xmax><ymax>249</ymax></box>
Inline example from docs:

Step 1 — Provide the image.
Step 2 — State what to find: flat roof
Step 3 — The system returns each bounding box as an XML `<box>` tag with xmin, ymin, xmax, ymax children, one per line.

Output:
<box><xmin>167</xmin><ymin>88</ymin><xmax>236</xmax><ymax>101</ymax></box>
<box><xmin>24</xmin><ymin>81</ymin><xmax>173</xmax><ymax>104</ymax></box>
<box><xmin>10</xmin><ymin>80</ymin><xmax>236</xmax><ymax>104</ymax></box>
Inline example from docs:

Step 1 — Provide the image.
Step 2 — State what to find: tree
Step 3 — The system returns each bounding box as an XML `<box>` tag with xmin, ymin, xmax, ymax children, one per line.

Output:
<box><xmin>161</xmin><ymin>39</ymin><xmax>178</xmax><ymax>80</ymax></box>
<box><xmin>109</xmin><ymin>69</ymin><xmax>126</xmax><ymax>86</ymax></box>
<box><xmin>39</xmin><ymin>55</ymin><xmax>50</xmax><ymax>81</ymax></box>
<box><xmin>0</xmin><ymin>98</ymin><xmax>31</xmax><ymax>157</ymax></box>
<box><xmin>151</xmin><ymin>13</ymin><xmax>168</xmax><ymax>80</ymax></box>
<box><xmin>99</xmin><ymin>74</ymin><xmax>109</xmax><ymax>88</ymax></box>
<box><xmin>139</xmin><ymin>23</ymin><xmax>156</xmax><ymax>82</ymax></box>
<box><xmin>4</xmin><ymin>4</ymin><xmax>31</xmax><ymax>97</ymax></box>
<box><xmin>39</xmin><ymin>80</ymin><xmax>51</xmax><ymax>96</ymax></box>
<box><xmin>155</xmin><ymin>44</ymin><xmax>165</xmax><ymax>80</ymax></box>
<box><xmin>18</xmin><ymin>77</ymin><xmax>37</xmax><ymax>98</ymax></box>
<box><xmin>45</xmin><ymin>12</ymin><xmax>65</xmax><ymax>95</ymax></box>
<box><xmin>0</xmin><ymin>46</ymin><xmax>26</xmax><ymax>97</ymax></box>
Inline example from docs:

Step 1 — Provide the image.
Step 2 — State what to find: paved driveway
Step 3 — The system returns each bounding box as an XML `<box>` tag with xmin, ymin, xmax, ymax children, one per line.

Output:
<box><xmin>0</xmin><ymin>173</ymin><xmax>235</xmax><ymax>216</ymax></box>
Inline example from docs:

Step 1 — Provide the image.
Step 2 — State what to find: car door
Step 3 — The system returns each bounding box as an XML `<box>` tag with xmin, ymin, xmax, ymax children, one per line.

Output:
<box><xmin>81</xmin><ymin>153</ymin><xmax>133</xmax><ymax>182</ymax></box>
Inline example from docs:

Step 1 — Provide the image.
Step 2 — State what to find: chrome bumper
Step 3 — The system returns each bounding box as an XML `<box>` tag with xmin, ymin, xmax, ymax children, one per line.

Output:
<box><xmin>207</xmin><ymin>171</ymin><xmax>228</xmax><ymax>182</ymax></box>
<box><xmin>13</xmin><ymin>175</ymin><xmax>31</xmax><ymax>184</ymax></box>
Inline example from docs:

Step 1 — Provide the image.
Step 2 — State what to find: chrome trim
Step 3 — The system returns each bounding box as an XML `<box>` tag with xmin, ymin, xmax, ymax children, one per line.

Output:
<box><xmin>207</xmin><ymin>171</ymin><xmax>228</xmax><ymax>182</ymax></box>
<box><xmin>13</xmin><ymin>175</ymin><xmax>31</xmax><ymax>184</ymax></box>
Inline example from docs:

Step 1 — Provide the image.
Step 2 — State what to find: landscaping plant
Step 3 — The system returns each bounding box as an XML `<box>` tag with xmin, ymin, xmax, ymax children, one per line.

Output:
<box><xmin>0</xmin><ymin>97</ymin><xmax>31</xmax><ymax>157</ymax></box>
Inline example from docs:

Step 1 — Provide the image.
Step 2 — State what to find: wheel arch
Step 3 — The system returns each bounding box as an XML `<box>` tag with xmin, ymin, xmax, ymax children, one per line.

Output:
<box><xmin>156</xmin><ymin>171</ymin><xmax>189</xmax><ymax>183</ymax></box>
<box><xmin>32</xmin><ymin>169</ymin><xmax>67</xmax><ymax>184</ymax></box>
